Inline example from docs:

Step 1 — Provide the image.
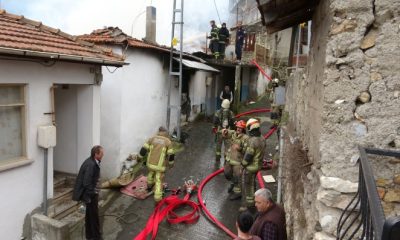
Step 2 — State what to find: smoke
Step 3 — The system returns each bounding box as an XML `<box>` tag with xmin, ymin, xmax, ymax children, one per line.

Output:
<box><xmin>2</xmin><ymin>0</ymin><xmax>230</xmax><ymax>53</ymax></box>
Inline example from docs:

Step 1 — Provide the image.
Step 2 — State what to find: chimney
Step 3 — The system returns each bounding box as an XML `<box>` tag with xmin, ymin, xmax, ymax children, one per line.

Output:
<box><xmin>145</xmin><ymin>6</ymin><xmax>156</xmax><ymax>44</ymax></box>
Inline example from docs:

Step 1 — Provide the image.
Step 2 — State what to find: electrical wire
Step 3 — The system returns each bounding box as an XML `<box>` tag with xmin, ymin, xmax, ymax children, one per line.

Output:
<box><xmin>213</xmin><ymin>0</ymin><xmax>222</xmax><ymax>25</ymax></box>
<box><xmin>105</xmin><ymin>65</ymin><xmax>118</xmax><ymax>73</ymax></box>
<box><xmin>0</xmin><ymin>56</ymin><xmax>57</xmax><ymax>67</ymax></box>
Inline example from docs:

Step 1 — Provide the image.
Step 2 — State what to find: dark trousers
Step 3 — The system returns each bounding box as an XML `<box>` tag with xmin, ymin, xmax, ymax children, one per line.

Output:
<box><xmin>218</xmin><ymin>43</ymin><xmax>226</xmax><ymax>59</ymax></box>
<box><xmin>235</xmin><ymin>43</ymin><xmax>243</xmax><ymax>60</ymax></box>
<box><xmin>85</xmin><ymin>195</ymin><xmax>101</xmax><ymax>240</ymax></box>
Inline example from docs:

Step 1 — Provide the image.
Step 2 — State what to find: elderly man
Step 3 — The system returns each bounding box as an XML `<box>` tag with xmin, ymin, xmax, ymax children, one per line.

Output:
<box><xmin>250</xmin><ymin>188</ymin><xmax>287</xmax><ymax>240</ymax></box>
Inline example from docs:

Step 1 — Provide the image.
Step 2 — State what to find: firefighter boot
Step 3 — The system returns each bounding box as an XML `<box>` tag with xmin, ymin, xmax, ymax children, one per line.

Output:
<box><xmin>215</xmin><ymin>154</ymin><xmax>221</xmax><ymax>162</ymax></box>
<box><xmin>227</xmin><ymin>183</ymin><xmax>234</xmax><ymax>193</ymax></box>
<box><xmin>229</xmin><ymin>192</ymin><xmax>242</xmax><ymax>201</ymax></box>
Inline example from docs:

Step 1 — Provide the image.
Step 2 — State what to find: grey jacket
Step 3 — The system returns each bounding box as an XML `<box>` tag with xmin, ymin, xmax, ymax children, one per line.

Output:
<box><xmin>72</xmin><ymin>157</ymin><xmax>100</xmax><ymax>203</ymax></box>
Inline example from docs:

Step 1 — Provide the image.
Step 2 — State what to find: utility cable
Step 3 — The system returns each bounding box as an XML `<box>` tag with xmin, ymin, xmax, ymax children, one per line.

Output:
<box><xmin>213</xmin><ymin>0</ymin><xmax>222</xmax><ymax>25</ymax></box>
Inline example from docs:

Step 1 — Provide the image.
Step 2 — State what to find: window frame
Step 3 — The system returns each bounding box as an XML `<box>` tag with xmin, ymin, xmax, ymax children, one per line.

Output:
<box><xmin>0</xmin><ymin>84</ymin><xmax>31</xmax><ymax>172</ymax></box>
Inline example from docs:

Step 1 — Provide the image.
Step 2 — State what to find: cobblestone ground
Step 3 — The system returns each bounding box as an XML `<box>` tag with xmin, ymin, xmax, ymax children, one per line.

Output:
<box><xmin>97</xmin><ymin>107</ymin><xmax>279</xmax><ymax>240</ymax></box>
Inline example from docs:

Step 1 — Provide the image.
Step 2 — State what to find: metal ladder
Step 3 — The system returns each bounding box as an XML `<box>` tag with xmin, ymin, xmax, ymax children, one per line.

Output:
<box><xmin>166</xmin><ymin>0</ymin><xmax>184</xmax><ymax>140</ymax></box>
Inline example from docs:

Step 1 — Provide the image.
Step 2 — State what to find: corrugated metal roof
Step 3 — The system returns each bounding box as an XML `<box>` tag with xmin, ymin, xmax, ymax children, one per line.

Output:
<box><xmin>0</xmin><ymin>10</ymin><xmax>125</xmax><ymax>66</ymax></box>
<box><xmin>174</xmin><ymin>57</ymin><xmax>219</xmax><ymax>73</ymax></box>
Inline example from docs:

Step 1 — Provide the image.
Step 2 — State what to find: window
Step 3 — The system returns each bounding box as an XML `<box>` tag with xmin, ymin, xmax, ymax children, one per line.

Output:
<box><xmin>0</xmin><ymin>85</ymin><xmax>27</xmax><ymax>167</ymax></box>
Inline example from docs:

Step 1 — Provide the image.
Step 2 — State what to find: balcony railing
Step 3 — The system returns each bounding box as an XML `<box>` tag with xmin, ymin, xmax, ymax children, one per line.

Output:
<box><xmin>336</xmin><ymin>146</ymin><xmax>400</xmax><ymax>240</ymax></box>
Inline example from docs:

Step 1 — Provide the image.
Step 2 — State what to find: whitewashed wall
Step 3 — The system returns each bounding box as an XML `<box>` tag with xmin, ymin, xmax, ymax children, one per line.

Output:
<box><xmin>101</xmin><ymin>48</ymin><xmax>170</xmax><ymax>179</ymax></box>
<box><xmin>188</xmin><ymin>70</ymin><xmax>213</xmax><ymax>120</ymax></box>
<box><xmin>0</xmin><ymin>59</ymin><xmax>99</xmax><ymax>240</ymax></box>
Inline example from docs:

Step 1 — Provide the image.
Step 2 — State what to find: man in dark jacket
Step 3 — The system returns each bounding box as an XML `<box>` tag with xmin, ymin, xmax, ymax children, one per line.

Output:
<box><xmin>235</xmin><ymin>22</ymin><xmax>246</xmax><ymax>62</ymax></box>
<box><xmin>218</xmin><ymin>22</ymin><xmax>230</xmax><ymax>60</ymax></box>
<box><xmin>250</xmin><ymin>188</ymin><xmax>287</xmax><ymax>240</ymax></box>
<box><xmin>73</xmin><ymin>145</ymin><xmax>104</xmax><ymax>240</ymax></box>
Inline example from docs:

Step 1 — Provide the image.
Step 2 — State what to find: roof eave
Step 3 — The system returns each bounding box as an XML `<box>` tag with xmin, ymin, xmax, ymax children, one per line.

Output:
<box><xmin>0</xmin><ymin>47</ymin><xmax>126</xmax><ymax>66</ymax></box>
<box><xmin>256</xmin><ymin>0</ymin><xmax>319</xmax><ymax>33</ymax></box>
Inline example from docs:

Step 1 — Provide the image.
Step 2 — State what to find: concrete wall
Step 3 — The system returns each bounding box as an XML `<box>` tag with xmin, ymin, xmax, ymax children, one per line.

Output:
<box><xmin>283</xmin><ymin>0</ymin><xmax>400</xmax><ymax>239</ymax></box>
<box><xmin>54</xmin><ymin>86</ymin><xmax>78</xmax><ymax>173</ymax></box>
<box><xmin>188</xmin><ymin>70</ymin><xmax>213</xmax><ymax>119</ymax></box>
<box><xmin>0</xmin><ymin>59</ymin><xmax>98</xmax><ymax>240</ymax></box>
<box><xmin>101</xmin><ymin>47</ymin><xmax>170</xmax><ymax>179</ymax></box>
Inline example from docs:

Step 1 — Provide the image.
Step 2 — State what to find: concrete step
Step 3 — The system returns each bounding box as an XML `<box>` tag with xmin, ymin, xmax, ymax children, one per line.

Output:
<box><xmin>48</xmin><ymin>194</ymin><xmax>78</xmax><ymax>220</ymax></box>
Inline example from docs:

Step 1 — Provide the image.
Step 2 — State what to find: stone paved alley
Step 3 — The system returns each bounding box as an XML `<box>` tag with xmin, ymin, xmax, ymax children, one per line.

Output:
<box><xmin>71</xmin><ymin>103</ymin><xmax>279</xmax><ymax>240</ymax></box>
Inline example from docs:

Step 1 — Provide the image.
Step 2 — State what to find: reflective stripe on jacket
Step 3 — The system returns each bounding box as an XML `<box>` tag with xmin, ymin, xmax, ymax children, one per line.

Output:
<box><xmin>144</xmin><ymin>132</ymin><xmax>174</xmax><ymax>172</ymax></box>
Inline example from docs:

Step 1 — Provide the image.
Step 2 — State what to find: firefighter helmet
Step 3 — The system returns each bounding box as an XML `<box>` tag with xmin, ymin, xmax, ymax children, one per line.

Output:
<box><xmin>235</xmin><ymin>120</ymin><xmax>246</xmax><ymax>129</ymax></box>
<box><xmin>246</xmin><ymin>118</ymin><xmax>260</xmax><ymax>131</ymax></box>
<box><xmin>221</xmin><ymin>99</ymin><xmax>230</xmax><ymax>109</ymax></box>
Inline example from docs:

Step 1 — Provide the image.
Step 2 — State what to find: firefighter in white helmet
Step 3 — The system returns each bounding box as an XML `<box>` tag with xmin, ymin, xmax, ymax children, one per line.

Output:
<box><xmin>213</xmin><ymin>99</ymin><xmax>234</xmax><ymax>162</ymax></box>
<box><xmin>240</xmin><ymin>118</ymin><xmax>266</xmax><ymax>211</ymax></box>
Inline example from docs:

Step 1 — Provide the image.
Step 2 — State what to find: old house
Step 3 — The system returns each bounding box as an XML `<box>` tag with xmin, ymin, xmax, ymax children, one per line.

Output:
<box><xmin>79</xmin><ymin>26</ymin><xmax>219</xmax><ymax>180</ymax></box>
<box><xmin>0</xmin><ymin>10</ymin><xmax>124</xmax><ymax>239</ymax></box>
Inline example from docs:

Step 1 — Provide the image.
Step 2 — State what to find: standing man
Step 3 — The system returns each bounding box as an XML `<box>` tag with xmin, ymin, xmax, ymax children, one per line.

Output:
<box><xmin>138</xmin><ymin>127</ymin><xmax>175</xmax><ymax>203</ymax></box>
<box><xmin>220</xmin><ymin>85</ymin><xmax>234</xmax><ymax>104</ymax></box>
<box><xmin>240</xmin><ymin>118</ymin><xmax>266</xmax><ymax>211</ymax></box>
<box><xmin>181</xmin><ymin>93</ymin><xmax>191</xmax><ymax>122</ymax></box>
<box><xmin>218</xmin><ymin>22</ymin><xmax>230</xmax><ymax>60</ymax></box>
<box><xmin>208</xmin><ymin>20</ymin><xmax>220</xmax><ymax>59</ymax></box>
<box><xmin>73</xmin><ymin>145</ymin><xmax>104</xmax><ymax>240</ymax></box>
<box><xmin>250</xmin><ymin>188</ymin><xmax>287</xmax><ymax>240</ymax></box>
<box><xmin>214</xmin><ymin>99</ymin><xmax>235</xmax><ymax>162</ymax></box>
<box><xmin>235</xmin><ymin>22</ymin><xmax>246</xmax><ymax>63</ymax></box>
<box><xmin>221</xmin><ymin>120</ymin><xmax>248</xmax><ymax>200</ymax></box>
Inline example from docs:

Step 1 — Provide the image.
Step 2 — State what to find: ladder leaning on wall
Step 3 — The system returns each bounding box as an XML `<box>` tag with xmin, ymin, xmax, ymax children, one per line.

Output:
<box><xmin>166</xmin><ymin>0</ymin><xmax>184</xmax><ymax>140</ymax></box>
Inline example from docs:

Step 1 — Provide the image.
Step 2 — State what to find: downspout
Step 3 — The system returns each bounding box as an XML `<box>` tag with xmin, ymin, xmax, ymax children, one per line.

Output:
<box><xmin>277</xmin><ymin>126</ymin><xmax>284</xmax><ymax>204</ymax></box>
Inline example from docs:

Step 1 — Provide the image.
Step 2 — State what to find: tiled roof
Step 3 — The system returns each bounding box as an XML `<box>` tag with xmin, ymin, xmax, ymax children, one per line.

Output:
<box><xmin>79</xmin><ymin>27</ymin><xmax>171</xmax><ymax>53</ymax></box>
<box><xmin>79</xmin><ymin>27</ymin><xmax>205</xmax><ymax>62</ymax></box>
<box><xmin>0</xmin><ymin>10</ymin><xmax>125</xmax><ymax>66</ymax></box>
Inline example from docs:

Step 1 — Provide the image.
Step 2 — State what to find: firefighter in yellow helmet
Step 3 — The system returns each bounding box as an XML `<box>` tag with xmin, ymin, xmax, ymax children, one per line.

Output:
<box><xmin>138</xmin><ymin>127</ymin><xmax>175</xmax><ymax>202</ymax></box>
<box><xmin>214</xmin><ymin>99</ymin><xmax>235</xmax><ymax>162</ymax></box>
<box><xmin>240</xmin><ymin>118</ymin><xmax>266</xmax><ymax>211</ymax></box>
<box><xmin>221</xmin><ymin>120</ymin><xmax>248</xmax><ymax>200</ymax></box>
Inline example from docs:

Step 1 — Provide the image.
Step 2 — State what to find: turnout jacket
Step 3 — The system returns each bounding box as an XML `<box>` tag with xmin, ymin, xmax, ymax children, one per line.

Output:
<box><xmin>140</xmin><ymin>131</ymin><xmax>175</xmax><ymax>172</ymax></box>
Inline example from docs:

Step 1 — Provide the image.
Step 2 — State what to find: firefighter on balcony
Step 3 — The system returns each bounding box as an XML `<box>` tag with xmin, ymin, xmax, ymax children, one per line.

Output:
<box><xmin>240</xmin><ymin>118</ymin><xmax>266</xmax><ymax>211</ymax></box>
<box><xmin>138</xmin><ymin>127</ymin><xmax>175</xmax><ymax>203</ymax></box>
<box><xmin>218</xmin><ymin>22</ymin><xmax>230</xmax><ymax>60</ymax></box>
<box><xmin>221</xmin><ymin>120</ymin><xmax>248</xmax><ymax>200</ymax></box>
<box><xmin>213</xmin><ymin>99</ymin><xmax>235</xmax><ymax>162</ymax></box>
<box><xmin>208</xmin><ymin>20</ymin><xmax>220</xmax><ymax>59</ymax></box>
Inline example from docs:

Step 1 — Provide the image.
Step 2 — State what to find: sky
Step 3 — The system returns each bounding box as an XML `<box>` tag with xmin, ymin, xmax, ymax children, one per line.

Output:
<box><xmin>0</xmin><ymin>0</ymin><xmax>232</xmax><ymax>52</ymax></box>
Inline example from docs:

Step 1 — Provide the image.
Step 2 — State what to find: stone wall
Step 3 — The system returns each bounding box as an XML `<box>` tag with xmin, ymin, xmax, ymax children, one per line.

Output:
<box><xmin>283</xmin><ymin>0</ymin><xmax>400</xmax><ymax>239</ymax></box>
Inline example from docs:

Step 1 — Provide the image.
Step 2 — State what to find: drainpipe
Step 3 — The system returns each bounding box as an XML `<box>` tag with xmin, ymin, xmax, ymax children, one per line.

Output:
<box><xmin>295</xmin><ymin>24</ymin><xmax>302</xmax><ymax>71</ymax></box>
<box><xmin>277</xmin><ymin>127</ymin><xmax>284</xmax><ymax>204</ymax></box>
<box><xmin>43</xmin><ymin>148</ymin><xmax>48</xmax><ymax>215</ymax></box>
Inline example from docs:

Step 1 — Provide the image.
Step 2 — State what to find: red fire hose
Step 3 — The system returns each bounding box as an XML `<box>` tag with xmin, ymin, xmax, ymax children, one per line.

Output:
<box><xmin>134</xmin><ymin>192</ymin><xmax>200</xmax><ymax>240</ymax></box>
<box><xmin>250</xmin><ymin>59</ymin><xmax>272</xmax><ymax>81</ymax></box>
<box><xmin>235</xmin><ymin>108</ymin><xmax>271</xmax><ymax>118</ymax></box>
<box><xmin>197</xmin><ymin>168</ymin><xmax>237</xmax><ymax>239</ymax></box>
<box><xmin>135</xmin><ymin>111</ymin><xmax>278</xmax><ymax>239</ymax></box>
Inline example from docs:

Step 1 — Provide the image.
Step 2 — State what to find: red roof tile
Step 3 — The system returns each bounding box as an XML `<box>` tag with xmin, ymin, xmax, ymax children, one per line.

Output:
<box><xmin>79</xmin><ymin>27</ymin><xmax>171</xmax><ymax>53</ymax></box>
<box><xmin>79</xmin><ymin>27</ymin><xmax>205</xmax><ymax>62</ymax></box>
<box><xmin>0</xmin><ymin>10</ymin><xmax>125</xmax><ymax>66</ymax></box>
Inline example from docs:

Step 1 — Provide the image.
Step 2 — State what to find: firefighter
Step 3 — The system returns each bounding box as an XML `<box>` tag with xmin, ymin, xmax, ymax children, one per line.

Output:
<box><xmin>214</xmin><ymin>99</ymin><xmax>235</xmax><ymax>162</ymax></box>
<box><xmin>240</xmin><ymin>118</ymin><xmax>266</xmax><ymax>211</ymax></box>
<box><xmin>208</xmin><ymin>20</ymin><xmax>220</xmax><ymax>59</ymax></box>
<box><xmin>221</xmin><ymin>120</ymin><xmax>248</xmax><ymax>200</ymax></box>
<box><xmin>270</xmin><ymin>78</ymin><xmax>282</xmax><ymax>128</ymax></box>
<box><xmin>138</xmin><ymin>127</ymin><xmax>175</xmax><ymax>203</ymax></box>
<box><xmin>218</xmin><ymin>22</ymin><xmax>230</xmax><ymax>60</ymax></box>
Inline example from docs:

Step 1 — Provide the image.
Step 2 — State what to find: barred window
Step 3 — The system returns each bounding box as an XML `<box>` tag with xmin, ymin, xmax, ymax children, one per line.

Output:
<box><xmin>0</xmin><ymin>85</ymin><xmax>27</xmax><ymax>165</ymax></box>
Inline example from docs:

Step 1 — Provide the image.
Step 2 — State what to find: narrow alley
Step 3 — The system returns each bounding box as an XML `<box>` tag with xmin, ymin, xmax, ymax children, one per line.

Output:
<box><xmin>83</xmin><ymin>103</ymin><xmax>279</xmax><ymax>240</ymax></box>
